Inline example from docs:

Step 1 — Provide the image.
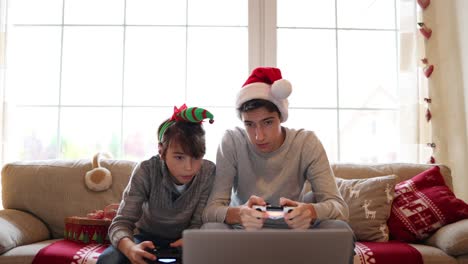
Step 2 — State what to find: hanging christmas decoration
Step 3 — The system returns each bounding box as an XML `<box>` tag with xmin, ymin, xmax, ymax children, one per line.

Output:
<box><xmin>424</xmin><ymin>97</ymin><xmax>432</xmax><ymax>122</ymax></box>
<box><xmin>425</xmin><ymin>108</ymin><xmax>432</xmax><ymax>122</ymax></box>
<box><xmin>421</xmin><ymin>58</ymin><xmax>434</xmax><ymax>78</ymax></box>
<box><xmin>427</xmin><ymin>143</ymin><xmax>436</xmax><ymax>164</ymax></box>
<box><xmin>424</xmin><ymin>65</ymin><xmax>434</xmax><ymax>78</ymax></box>
<box><xmin>417</xmin><ymin>0</ymin><xmax>431</xmax><ymax>10</ymax></box>
<box><xmin>418</xmin><ymin>22</ymin><xmax>432</xmax><ymax>39</ymax></box>
<box><xmin>418</xmin><ymin>1</ymin><xmax>436</xmax><ymax>165</ymax></box>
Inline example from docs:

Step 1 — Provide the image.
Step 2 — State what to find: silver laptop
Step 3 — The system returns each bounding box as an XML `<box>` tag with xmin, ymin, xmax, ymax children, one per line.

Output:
<box><xmin>183</xmin><ymin>229</ymin><xmax>354</xmax><ymax>264</ymax></box>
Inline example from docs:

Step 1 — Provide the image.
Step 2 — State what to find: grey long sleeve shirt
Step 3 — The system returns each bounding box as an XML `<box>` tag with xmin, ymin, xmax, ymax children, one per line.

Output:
<box><xmin>109</xmin><ymin>155</ymin><xmax>215</xmax><ymax>248</ymax></box>
<box><xmin>202</xmin><ymin>127</ymin><xmax>348</xmax><ymax>223</ymax></box>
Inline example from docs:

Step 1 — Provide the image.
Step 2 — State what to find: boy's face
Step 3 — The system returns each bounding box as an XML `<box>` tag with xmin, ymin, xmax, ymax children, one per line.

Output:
<box><xmin>164</xmin><ymin>142</ymin><xmax>203</xmax><ymax>185</ymax></box>
<box><xmin>241</xmin><ymin>107</ymin><xmax>284</xmax><ymax>153</ymax></box>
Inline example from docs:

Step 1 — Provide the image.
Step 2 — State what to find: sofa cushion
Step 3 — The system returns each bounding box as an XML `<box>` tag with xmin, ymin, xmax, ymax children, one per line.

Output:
<box><xmin>388</xmin><ymin>166</ymin><xmax>468</xmax><ymax>242</ymax></box>
<box><xmin>0</xmin><ymin>239</ymin><xmax>60</xmax><ymax>264</ymax></box>
<box><xmin>336</xmin><ymin>174</ymin><xmax>397</xmax><ymax>242</ymax></box>
<box><xmin>425</xmin><ymin>219</ymin><xmax>468</xmax><ymax>256</ymax></box>
<box><xmin>0</xmin><ymin>209</ymin><xmax>50</xmax><ymax>254</ymax></box>
<box><xmin>409</xmin><ymin>243</ymin><xmax>458</xmax><ymax>264</ymax></box>
<box><xmin>1</xmin><ymin>159</ymin><xmax>136</xmax><ymax>238</ymax></box>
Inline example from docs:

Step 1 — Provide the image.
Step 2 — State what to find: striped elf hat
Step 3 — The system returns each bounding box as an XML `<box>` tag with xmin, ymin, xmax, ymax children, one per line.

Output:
<box><xmin>158</xmin><ymin>104</ymin><xmax>214</xmax><ymax>142</ymax></box>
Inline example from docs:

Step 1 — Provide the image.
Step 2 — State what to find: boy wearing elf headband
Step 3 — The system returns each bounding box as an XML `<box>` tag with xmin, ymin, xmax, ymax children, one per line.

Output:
<box><xmin>98</xmin><ymin>104</ymin><xmax>215</xmax><ymax>264</ymax></box>
<box><xmin>202</xmin><ymin>67</ymin><xmax>354</xmax><ymax>262</ymax></box>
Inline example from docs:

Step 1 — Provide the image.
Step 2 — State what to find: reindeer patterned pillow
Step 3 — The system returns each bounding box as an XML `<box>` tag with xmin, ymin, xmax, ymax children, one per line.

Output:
<box><xmin>336</xmin><ymin>174</ymin><xmax>397</xmax><ymax>242</ymax></box>
<box><xmin>387</xmin><ymin>166</ymin><xmax>468</xmax><ymax>242</ymax></box>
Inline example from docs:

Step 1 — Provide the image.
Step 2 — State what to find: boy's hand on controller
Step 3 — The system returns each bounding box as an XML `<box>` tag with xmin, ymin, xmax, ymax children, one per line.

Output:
<box><xmin>169</xmin><ymin>238</ymin><xmax>183</xmax><ymax>248</ymax></box>
<box><xmin>126</xmin><ymin>240</ymin><xmax>156</xmax><ymax>264</ymax></box>
<box><xmin>280</xmin><ymin>197</ymin><xmax>317</xmax><ymax>230</ymax></box>
<box><xmin>240</xmin><ymin>195</ymin><xmax>267</xmax><ymax>230</ymax></box>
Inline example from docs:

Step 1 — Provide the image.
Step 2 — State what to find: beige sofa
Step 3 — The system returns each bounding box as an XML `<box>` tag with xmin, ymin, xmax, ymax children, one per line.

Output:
<box><xmin>1</xmin><ymin>159</ymin><xmax>467</xmax><ymax>264</ymax></box>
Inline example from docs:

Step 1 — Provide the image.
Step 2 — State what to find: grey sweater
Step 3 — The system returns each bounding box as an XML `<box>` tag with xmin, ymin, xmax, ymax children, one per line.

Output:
<box><xmin>202</xmin><ymin>127</ymin><xmax>348</xmax><ymax>223</ymax></box>
<box><xmin>109</xmin><ymin>155</ymin><xmax>215</xmax><ymax>248</ymax></box>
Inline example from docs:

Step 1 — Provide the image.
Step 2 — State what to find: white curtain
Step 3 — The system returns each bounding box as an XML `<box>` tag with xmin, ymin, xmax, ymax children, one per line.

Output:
<box><xmin>0</xmin><ymin>0</ymin><xmax>5</xmax><ymax>165</ymax></box>
<box><xmin>416</xmin><ymin>0</ymin><xmax>468</xmax><ymax>202</ymax></box>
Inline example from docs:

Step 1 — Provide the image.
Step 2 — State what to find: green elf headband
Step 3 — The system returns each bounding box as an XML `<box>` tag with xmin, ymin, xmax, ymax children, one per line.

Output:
<box><xmin>158</xmin><ymin>104</ymin><xmax>214</xmax><ymax>142</ymax></box>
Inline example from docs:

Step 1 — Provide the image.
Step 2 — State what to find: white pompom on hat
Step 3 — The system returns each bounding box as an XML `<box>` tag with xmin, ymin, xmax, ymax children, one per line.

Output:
<box><xmin>236</xmin><ymin>67</ymin><xmax>292</xmax><ymax>122</ymax></box>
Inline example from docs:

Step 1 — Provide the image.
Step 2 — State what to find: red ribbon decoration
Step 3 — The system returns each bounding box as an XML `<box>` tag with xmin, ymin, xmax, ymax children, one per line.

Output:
<box><xmin>170</xmin><ymin>104</ymin><xmax>188</xmax><ymax>121</ymax></box>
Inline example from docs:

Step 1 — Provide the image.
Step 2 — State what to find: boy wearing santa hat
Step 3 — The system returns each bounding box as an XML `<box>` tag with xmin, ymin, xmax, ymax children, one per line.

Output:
<box><xmin>202</xmin><ymin>67</ymin><xmax>354</xmax><ymax>261</ymax></box>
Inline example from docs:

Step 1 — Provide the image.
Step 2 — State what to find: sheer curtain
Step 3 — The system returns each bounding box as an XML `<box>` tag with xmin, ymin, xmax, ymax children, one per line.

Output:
<box><xmin>0</xmin><ymin>0</ymin><xmax>5</xmax><ymax>164</ymax></box>
<box><xmin>412</xmin><ymin>0</ymin><xmax>468</xmax><ymax>202</ymax></box>
<box><xmin>427</xmin><ymin>0</ymin><xmax>468</xmax><ymax>202</ymax></box>
<box><xmin>0</xmin><ymin>0</ymin><xmax>6</xmax><ymax>208</ymax></box>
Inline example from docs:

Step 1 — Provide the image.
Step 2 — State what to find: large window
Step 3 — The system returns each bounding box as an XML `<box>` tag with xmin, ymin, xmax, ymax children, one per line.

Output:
<box><xmin>1</xmin><ymin>0</ymin><xmax>418</xmax><ymax>164</ymax></box>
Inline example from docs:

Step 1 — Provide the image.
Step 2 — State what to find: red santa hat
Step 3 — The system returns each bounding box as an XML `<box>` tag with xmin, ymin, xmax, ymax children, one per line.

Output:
<box><xmin>236</xmin><ymin>67</ymin><xmax>292</xmax><ymax>122</ymax></box>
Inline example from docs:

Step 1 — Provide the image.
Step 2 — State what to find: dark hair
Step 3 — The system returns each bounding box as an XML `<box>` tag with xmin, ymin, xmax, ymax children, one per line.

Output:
<box><xmin>237</xmin><ymin>99</ymin><xmax>281</xmax><ymax>119</ymax></box>
<box><xmin>157</xmin><ymin>120</ymin><xmax>206</xmax><ymax>159</ymax></box>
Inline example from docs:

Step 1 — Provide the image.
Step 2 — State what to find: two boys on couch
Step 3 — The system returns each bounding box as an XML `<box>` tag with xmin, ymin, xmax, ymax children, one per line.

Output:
<box><xmin>98</xmin><ymin>67</ymin><xmax>354</xmax><ymax>264</ymax></box>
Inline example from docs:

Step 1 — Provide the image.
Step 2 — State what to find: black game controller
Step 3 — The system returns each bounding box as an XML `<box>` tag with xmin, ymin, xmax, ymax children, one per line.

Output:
<box><xmin>145</xmin><ymin>246</ymin><xmax>182</xmax><ymax>264</ymax></box>
<box><xmin>253</xmin><ymin>205</ymin><xmax>295</xmax><ymax>219</ymax></box>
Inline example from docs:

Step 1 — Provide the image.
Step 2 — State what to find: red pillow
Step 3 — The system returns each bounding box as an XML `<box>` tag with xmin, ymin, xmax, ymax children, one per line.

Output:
<box><xmin>387</xmin><ymin>166</ymin><xmax>468</xmax><ymax>242</ymax></box>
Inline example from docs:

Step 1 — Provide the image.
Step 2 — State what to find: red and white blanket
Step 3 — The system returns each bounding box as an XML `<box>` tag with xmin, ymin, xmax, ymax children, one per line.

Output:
<box><xmin>354</xmin><ymin>241</ymin><xmax>423</xmax><ymax>264</ymax></box>
<box><xmin>32</xmin><ymin>240</ymin><xmax>109</xmax><ymax>264</ymax></box>
<box><xmin>32</xmin><ymin>240</ymin><xmax>423</xmax><ymax>264</ymax></box>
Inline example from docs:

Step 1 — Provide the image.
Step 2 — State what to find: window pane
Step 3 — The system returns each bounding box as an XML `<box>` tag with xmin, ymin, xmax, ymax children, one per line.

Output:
<box><xmin>64</xmin><ymin>0</ymin><xmax>124</xmax><ymax>25</ymax></box>
<box><xmin>340</xmin><ymin>110</ymin><xmax>399</xmax><ymax>163</ymax></box>
<box><xmin>186</xmin><ymin>27</ymin><xmax>248</xmax><ymax>106</ymax></box>
<box><xmin>286</xmin><ymin>109</ymin><xmax>338</xmax><ymax>161</ymax></box>
<box><xmin>8</xmin><ymin>0</ymin><xmax>63</xmax><ymax>24</ymax></box>
<box><xmin>278</xmin><ymin>0</ymin><xmax>335</xmax><ymax>28</ymax></box>
<box><xmin>5</xmin><ymin>26</ymin><xmax>61</xmax><ymax>105</ymax></box>
<box><xmin>338</xmin><ymin>30</ymin><xmax>398</xmax><ymax>108</ymax></box>
<box><xmin>122</xmin><ymin>107</ymin><xmax>171</xmax><ymax>161</ymax></box>
<box><xmin>188</xmin><ymin>0</ymin><xmax>247</xmax><ymax>26</ymax></box>
<box><xmin>124</xmin><ymin>27</ymin><xmax>186</xmax><ymax>106</ymax></box>
<box><xmin>5</xmin><ymin>107</ymin><xmax>58</xmax><ymax>162</ymax></box>
<box><xmin>337</xmin><ymin>0</ymin><xmax>396</xmax><ymax>29</ymax></box>
<box><xmin>203</xmin><ymin>107</ymin><xmax>240</xmax><ymax>162</ymax></box>
<box><xmin>61</xmin><ymin>27</ymin><xmax>124</xmax><ymax>105</ymax></box>
<box><xmin>278</xmin><ymin>28</ymin><xmax>337</xmax><ymax>108</ymax></box>
<box><xmin>60</xmin><ymin>107</ymin><xmax>122</xmax><ymax>158</ymax></box>
<box><xmin>126</xmin><ymin>0</ymin><xmax>186</xmax><ymax>25</ymax></box>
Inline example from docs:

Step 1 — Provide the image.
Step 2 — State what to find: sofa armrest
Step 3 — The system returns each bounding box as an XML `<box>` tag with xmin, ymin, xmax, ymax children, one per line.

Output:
<box><xmin>0</xmin><ymin>209</ymin><xmax>50</xmax><ymax>254</ymax></box>
<box><xmin>424</xmin><ymin>219</ymin><xmax>468</xmax><ymax>256</ymax></box>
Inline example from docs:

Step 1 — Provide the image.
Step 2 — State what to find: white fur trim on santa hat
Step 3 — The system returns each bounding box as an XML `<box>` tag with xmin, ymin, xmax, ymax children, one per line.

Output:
<box><xmin>236</xmin><ymin>82</ymin><xmax>290</xmax><ymax>122</ymax></box>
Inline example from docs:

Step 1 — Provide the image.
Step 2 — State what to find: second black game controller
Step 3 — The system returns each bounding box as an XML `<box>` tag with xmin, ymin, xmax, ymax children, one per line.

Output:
<box><xmin>145</xmin><ymin>246</ymin><xmax>181</xmax><ymax>264</ymax></box>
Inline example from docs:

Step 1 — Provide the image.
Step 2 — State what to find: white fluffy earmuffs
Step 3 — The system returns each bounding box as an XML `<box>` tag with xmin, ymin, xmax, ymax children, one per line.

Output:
<box><xmin>85</xmin><ymin>152</ymin><xmax>112</xmax><ymax>192</ymax></box>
